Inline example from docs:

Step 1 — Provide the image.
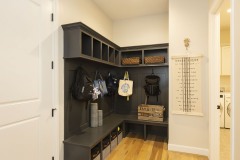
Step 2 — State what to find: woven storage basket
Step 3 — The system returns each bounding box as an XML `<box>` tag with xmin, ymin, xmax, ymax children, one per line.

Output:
<box><xmin>144</xmin><ymin>56</ymin><xmax>165</xmax><ymax>64</ymax></box>
<box><xmin>122</xmin><ymin>57</ymin><xmax>140</xmax><ymax>65</ymax></box>
<box><xmin>138</xmin><ymin>104</ymin><xmax>165</xmax><ymax>122</ymax></box>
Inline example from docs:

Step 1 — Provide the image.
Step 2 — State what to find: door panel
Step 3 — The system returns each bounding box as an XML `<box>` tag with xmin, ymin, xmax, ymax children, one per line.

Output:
<box><xmin>0</xmin><ymin>117</ymin><xmax>39</xmax><ymax>160</ymax></box>
<box><xmin>0</xmin><ymin>0</ymin><xmax>54</xmax><ymax>160</ymax></box>
<box><xmin>0</xmin><ymin>0</ymin><xmax>40</xmax><ymax>104</ymax></box>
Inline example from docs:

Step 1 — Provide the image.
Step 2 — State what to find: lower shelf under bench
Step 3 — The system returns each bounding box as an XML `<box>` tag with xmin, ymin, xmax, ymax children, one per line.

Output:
<box><xmin>64</xmin><ymin>114</ymin><xmax>168</xmax><ymax>160</ymax></box>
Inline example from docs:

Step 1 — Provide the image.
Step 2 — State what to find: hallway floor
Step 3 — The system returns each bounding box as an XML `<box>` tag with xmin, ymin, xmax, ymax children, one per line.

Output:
<box><xmin>220</xmin><ymin>128</ymin><xmax>230</xmax><ymax>160</ymax></box>
<box><xmin>107</xmin><ymin>132</ymin><xmax>208</xmax><ymax>160</ymax></box>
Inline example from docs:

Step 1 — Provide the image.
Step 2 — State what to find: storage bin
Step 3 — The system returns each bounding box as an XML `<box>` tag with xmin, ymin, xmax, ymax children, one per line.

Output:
<box><xmin>144</xmin><ymin>55</ymin><xmax>165</xmax><ymax>64</ymax></box>
<box><xmin>117</xmin><ymin>126</ymin><xmax>123</xmax><ymax>144</ymax></box>
<box><xmin>118</xmin><ymin>132</ymin><xmax>123</xmax><ymax>144</ymax></box>
<box><xmin>111</xmin><ymin>131</ymin><xmax>118</xmax><ymax>151</ymax></box>
<box><xmin>122</xmin><ymin>57</ymin><xmax>141</xmax><ymax>65</ymax></box>
<box><xmin>91</xmin><ymin>145</ymin><xmax>100</xmax><ymax>160</ymax></box>
<box><xmin>138</xmin><ymin>104</ymin><xmax>165</xmax><ymax>122</ymax></box>
<box><xmin>102</xmin><ymin>137</ymin><xmax>110</xmax><ymax>160</ymax></box>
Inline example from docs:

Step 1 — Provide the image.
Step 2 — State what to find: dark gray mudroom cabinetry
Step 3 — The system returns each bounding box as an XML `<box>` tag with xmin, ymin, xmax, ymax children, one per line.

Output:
<box><xmin>62</xmin><ymin>22</ymin><xmax>169</xmax><ymax>160</ymax></box>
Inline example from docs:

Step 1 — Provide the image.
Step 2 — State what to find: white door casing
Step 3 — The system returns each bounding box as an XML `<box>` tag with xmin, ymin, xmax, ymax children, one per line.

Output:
<box><xmin>0</xmin><ymin>0</ymin><xmax>55</xmax><ymax>160</ymax></box>
<box><xmin>231</xmin><ymin>0</ymin><xmax>240</xmax><ymax>159</ymax></box>
<box><xmin>209</xmin><ymin>0</ymin><xmax>223</xmax><ymax>159</ymax></box>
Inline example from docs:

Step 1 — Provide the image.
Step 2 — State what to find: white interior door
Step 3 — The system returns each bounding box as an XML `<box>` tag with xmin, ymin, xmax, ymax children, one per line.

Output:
<box><xmin>0</xmin><ymin>0</ymin><xmax>55</xmax><ymax>160</ymax></box>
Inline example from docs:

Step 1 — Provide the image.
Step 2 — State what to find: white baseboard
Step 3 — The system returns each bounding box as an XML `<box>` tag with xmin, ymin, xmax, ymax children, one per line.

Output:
<box><xmin>168</xmin><ymin>143</ymin><xmax>209</xmax><ymax>157</ymax></box>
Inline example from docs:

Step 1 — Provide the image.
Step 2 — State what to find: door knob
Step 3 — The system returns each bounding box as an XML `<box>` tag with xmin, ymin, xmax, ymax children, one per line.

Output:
<box><xmin>217</xmin><ymin>105</ymin><xmax>220</xmax><ymax>109</ymax></box>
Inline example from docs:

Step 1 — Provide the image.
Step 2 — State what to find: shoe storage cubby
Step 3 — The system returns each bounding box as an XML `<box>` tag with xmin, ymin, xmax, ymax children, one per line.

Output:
<box><xmin>146</xmin><ymin>125</ymin><xmax>168</xmax><ymax>139</ymax></box>
<box><xmin>117</xmin><ymin>124</ymin><xmax>123</xmax><ymax>144</ymax></box>
<box><xmin>102</xmin><ymin>135</ymin><xmax>111</xmax><ymax>160</ymax></box>
<box><xmin>91</xmin><ymin>143</ymin><xmax>101</xmax><ymax>160</ymax></box>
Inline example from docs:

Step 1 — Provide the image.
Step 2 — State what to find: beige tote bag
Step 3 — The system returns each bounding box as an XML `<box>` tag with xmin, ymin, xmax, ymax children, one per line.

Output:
<box><xmin>118</xmin><ymin>71</ymin><xmax>133</xmax><ymax>100</ymax></box>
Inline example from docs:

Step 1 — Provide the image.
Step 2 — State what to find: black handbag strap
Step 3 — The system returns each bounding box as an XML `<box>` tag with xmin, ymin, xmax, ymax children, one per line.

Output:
<box><xmin>95</xmin><ymin>70</ymin><xmax>103</xmax><ymax>80</ymax></box>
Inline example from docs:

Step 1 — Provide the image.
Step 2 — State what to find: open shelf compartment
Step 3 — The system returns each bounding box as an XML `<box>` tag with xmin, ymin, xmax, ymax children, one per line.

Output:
<box><xmin>81</xmin><ymin>32</ymin><xmax>92</xmax><ymax>56</ymax></box>
<box><xmin>121</xmin><ymin>50</ymin><xmax>143</xmax><ymax>65</ymax></box>
<box><xmin>144</xmin><ymin>48</ymin><xmax>168</xmax><ymax>64</ymax></box>
<box><xmin>91</xmin><ymin>143</ymin><xmax>101</xmax><ymax>160</ymax></box>
<box><xmin>93</xmin><ymin>38</ymin><xmax>101</xmax><ymax>59</ymax></box>
<box><xmin>102</xmin><ymin>43</ymin><xmax>109</xmax><ymax>61</ymax></box>
<box><xmin>114</xmin><ymin>50</ymin><xmax>120</xmax><ymax>65</ymax></box>
<box><xmin>109</xmin><ymin>47</ymin><xmax>115</xmax><ymax>63</ymax></box>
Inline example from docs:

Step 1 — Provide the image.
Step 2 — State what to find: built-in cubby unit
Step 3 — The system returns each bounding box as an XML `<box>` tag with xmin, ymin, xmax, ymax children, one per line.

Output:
<box><xmin>62</xmin><ymin>22</ymin><xmax>169</xmax><ymax>160</ymax></box>
<box><xmin>62</xmin><ymin>22</ymin><xmax>120</xmax><ymax>66</ymax></box>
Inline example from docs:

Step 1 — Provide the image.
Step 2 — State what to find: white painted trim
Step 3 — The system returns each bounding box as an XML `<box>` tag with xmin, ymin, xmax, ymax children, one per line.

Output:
<box><xmin>231</xmin><ymin>0</ymin><xmax>240</xmax><ymax>159</ymax></box>
<box><xmin>56</xmin><ymin>0</ymin><xmax>65</xmax><ymax>159</ymax></box>
<box><xmin>168</xmin><ymin>144</ymin><xmax>209</xmax><ymax>156</ymax></box>
<box><xmin>208</xmin><ymin>0</ymin><xmax>223</xmax><ymax>160</ymax></box>
<box><xmin>52</xmin><ymin>0</ymin><xmax>61</xmax><ymax>160</ymax></box>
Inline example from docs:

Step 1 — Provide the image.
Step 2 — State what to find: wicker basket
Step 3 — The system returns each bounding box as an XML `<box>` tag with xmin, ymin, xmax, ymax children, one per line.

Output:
<box><xmin>122</xmin><ymin>57</ymin><xmax>141</xmax><ymax>65</ymax></box>
<box><xmin>144</xmin><ymin>56</ymin><xmax>165</xmax><ymax>64</ymax></box>
<box><xmin>138</xmin><ymin>104</ymin><xmax>165</xmax><ymax>122</ymax></box>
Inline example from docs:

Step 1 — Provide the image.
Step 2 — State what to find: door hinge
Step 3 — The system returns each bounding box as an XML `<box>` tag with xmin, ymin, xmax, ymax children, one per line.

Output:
<box><xmin>51</xmin><ymin>13</ymin><xmax>54</xmax><ymax>22</ymax></box>
<box><xmin>52</xmin><ymin>156</ymin><xmax>54</xmax><ymax>160</ymax></box>
<box><xmin>52</xmin><ymin>108</ymin><xmax>57</xmax><ymax>117</ymax></box>
<box><xmin>51</xmin><ymin>61</ymin><xmax>54</xmax><ymax>69</ymax></box>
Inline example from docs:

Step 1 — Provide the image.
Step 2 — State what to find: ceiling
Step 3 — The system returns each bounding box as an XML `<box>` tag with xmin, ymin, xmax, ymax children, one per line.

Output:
<box><xmin>220</xmin><ymin>0</ymin><xmax>230</xmax><ymax>30</ymax></box>
<box><xmin>92</xmin><ymin>0</ymin><xmax>169</xmax><ymax>20</ymax></box>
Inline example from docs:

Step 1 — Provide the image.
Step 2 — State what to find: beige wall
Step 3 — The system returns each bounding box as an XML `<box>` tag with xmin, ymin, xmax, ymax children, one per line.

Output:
<box><xmin>168</xmin><ymin>0</ymin><xmax>209</xmax><ymax>156</ymax></box>
<box><xmin>220</xmin><ymin>29</ymin><xmax>230</xmax><ymax>46</ymax></box>
<box><xmin>59</xmin><ymin>0</ymin><xmax>113</xmax><ymax>40</ymax></box>
<box><xmin>220</xmin><ymin>76</ymin><xmax>231</xmax><ymax>92</ymax></box>
<box><xmin>112</xmin><ymin>14</ymin><xmax>169</xmax><ymax>47</ymax></box>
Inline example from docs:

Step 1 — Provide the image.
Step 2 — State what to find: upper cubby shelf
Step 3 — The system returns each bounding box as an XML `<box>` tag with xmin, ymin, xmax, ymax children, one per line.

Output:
<box><xmin>62</xmin><ymin>22</ymin><xmax>168</xmax><ymax>67</ymax></box>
